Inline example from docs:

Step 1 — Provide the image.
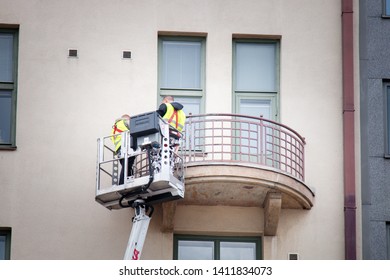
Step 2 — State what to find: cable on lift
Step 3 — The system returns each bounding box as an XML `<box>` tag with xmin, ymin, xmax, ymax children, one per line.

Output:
<box><xmin>142</xmin><ymin>145</ymin><xmax>155</xmax><ymax>192</ymax></box>
<box><xmin>118</xmin><ymin>141</ymin><xmax>160</xmax><ymax>208</ymax></box>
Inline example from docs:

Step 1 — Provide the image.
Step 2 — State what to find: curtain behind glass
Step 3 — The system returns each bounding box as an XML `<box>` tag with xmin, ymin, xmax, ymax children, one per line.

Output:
<box><xmin>236</xmin><ymin>43</ymin><xmax>276</xmax><ymax>92</ymax></box>
<box><xmin>386</xmin><ymin>0</ymin><xmax>390</xmax><ymax>15</ymax></box>
<box><xmin>220</xmin><ymin>242</ymin><xmax>256</xmax><ymax>260</ymax></box>
<box><xmin>387</xmin><ymin>86</ymin><xmax>390</xmax><ymax>153</ymax></box>
<box><xmin>178</xmin><ymin>240</ymin><xmax>214</xmax><ymax>260</ymax></box>
<box><xmin>0</xmin><ymin>91</ymin><xmax>12</xmax><ymax>144</ymax></box>
<box><xmin>0</xmin><ymin>235</ymin><xmax>6</xmax><ymax>260</ymax></box>
<box><xmin>162</xmin><ymin>41</ymin><xmax>201</xmax><ymax>89</ymax></box>
<box><xmin>0</xmin><ymin>34</ymin><xmax>14</xmax><ymax>82</ymax></box>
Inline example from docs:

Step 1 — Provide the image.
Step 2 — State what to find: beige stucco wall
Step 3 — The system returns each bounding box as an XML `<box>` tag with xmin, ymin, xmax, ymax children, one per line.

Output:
<box><xmin>0</xmin><ymin>0</ymin><xmax>360</xmax><ymax>259</ymax></box>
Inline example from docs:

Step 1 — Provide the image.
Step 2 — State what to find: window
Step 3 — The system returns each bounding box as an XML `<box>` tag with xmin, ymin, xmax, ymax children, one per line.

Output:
<box><xmin>386</xmin><ymin>83</ymin><xmax>390</xmax><ymax>157</ymax></box>
<box><xmin>233</xmin><ymin>39</ymin><xmax>279</xmax><ymax>120</ymax></box>
<box><xmin>233</xmin><ymin>39</ymin><xmax>280</xmax><ymax>162</ymax></box>
<box><xmin>174</xmin><ymin>235</ymin><xmax>262</xmax><ymax>260</ymax></box>
<box><xmin>158</xmin><ymin>35</ymin><xmax>206</xmax><ymax>116</ymax></box>
<box><xmin>387</xmin><ymin>222</ymin><xmax>390</xmax><ymax>259</ymax></box>
<box><xmin>0</xmin><ymin>28</ymin><xmax>18</xmax><ymax>149</ymax></box>
<box><xmin>0</xmin><ymin>228</ymin><xmax>11</xmax><ymax>260</ymax></box>
<box><xmin>158</xmin><ymin>35</ymin><xmax>205</xmax><ymax>152</ymax></box>
<box><xmin>384</xmin><ymin>0</ymin><xmax>390</xmax><ymax>17</ymax></box>
<box><xmin>235</xmin><ymin>95</ymin><xmax>277</xmax><ymax>159</ymax></box>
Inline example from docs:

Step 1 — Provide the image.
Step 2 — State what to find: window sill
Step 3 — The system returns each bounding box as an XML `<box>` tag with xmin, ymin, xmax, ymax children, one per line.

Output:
<box><xmin>0</xmin><ymin>145</ymin><xmax>17</xmax><ymax>151</ymax></box>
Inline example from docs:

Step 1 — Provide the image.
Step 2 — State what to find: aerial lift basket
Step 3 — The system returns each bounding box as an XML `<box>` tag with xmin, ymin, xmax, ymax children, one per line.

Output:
<box><xmin>95</xmin><ymin>111</ymin><xmax>185</xmax><ymax>259</ymax></box>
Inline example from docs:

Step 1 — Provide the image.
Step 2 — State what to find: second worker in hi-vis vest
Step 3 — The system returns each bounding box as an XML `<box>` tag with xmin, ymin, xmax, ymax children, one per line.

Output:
<box><xmin>156</xmin><ymin>96</ymin><xmax>186</xmax><ymax>133</ymax></box>
<box><xmin>111</xmin><ymin>114</ymin><xmax>135</xmax><ymax>185</ymax></box>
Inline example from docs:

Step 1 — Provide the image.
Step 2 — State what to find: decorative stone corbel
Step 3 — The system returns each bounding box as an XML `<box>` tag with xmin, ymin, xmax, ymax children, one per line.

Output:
<box><xmin>161</xmin><ymin>201</ymin><xmax>177</xmax><ymax>232</ymax></box>
<box><xmin>263</xmin><ymin>192</ymin><xmax>282</xmax><ymax>236</ymax></box>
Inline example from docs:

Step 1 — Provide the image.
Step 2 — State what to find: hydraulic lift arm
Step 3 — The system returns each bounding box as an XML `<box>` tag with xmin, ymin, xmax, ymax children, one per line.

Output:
<box><xmin>123</xmin><ymin>199</ymin><xmax>154</xmax><ymax>260</ymax></box>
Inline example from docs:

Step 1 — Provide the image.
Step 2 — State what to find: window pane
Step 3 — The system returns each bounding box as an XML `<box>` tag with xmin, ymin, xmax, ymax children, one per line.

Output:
<box><xmin>0</xmin><ymin>90</ymin><xmax>12</xmax><ymax>144</ymax></box>
<box><xmin>239</xmin><ymin>99</ymin><xmax>273</xmax><ymax>158</ymax></box>
<box><xmin>0</xmin><ymin>33</ymin><xmax>14</xmax><ymax>82</ymax></box>
<box><xmin>386</xmin><ymin>0</ymin><xmax>390</xmax><ymax>15</ymax></box>
<box><xmin>240</xmin><ymin>99</ymin><xmax>272</xmax><ymax>119</ymax></box>
<box><xmin>220</xmin><ymin>242</ymin><xmax>256</xmax><ymax>260</ymax></box>
<box><xmin>387</xmin><ymin>86</ymin><xmax>390</xmax><ymax>154</ymax></box>
<box><xmin>387</xmin><ymin>223</ymin><xmax>390</xmax><ymax>259</ymax></box>
<box><xmin>173</xmin><ymin>97</ymin><xmax>201</xmax><ymax>151</ymax></box>
<box><xmin>178</xmin><ymin>240</ymin><xmax>214</xmax><ymax>260</ymax></box>
<box><xmin>236</xmin><ymin>43</ymin><xmax>276</xmax><ymax>92</ymax></box>
<box><xmin>162</xmin><ymin>41</ymin><xmax>201</xmax><ymax>89</ymax></box>
<box><xmin>0</xmin><ymin>235</ymin><xmax>6</xmax><ymax>260</ymax></box>
<box><xmin>173</xmin><ymin>97</ymin><xmax>201</xmax><ymax>116</ymax></box>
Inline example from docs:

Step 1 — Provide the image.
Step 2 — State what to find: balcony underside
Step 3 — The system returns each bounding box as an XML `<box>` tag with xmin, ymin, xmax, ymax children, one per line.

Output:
<box><xmin>162</xmin><ymin>162</ymin><xmax>314</xmax><ymax>236</ymax></box>
<box><xmin>179</xmin><ymin>162</ymin><xmax>314</xmax><ymax>209</ymax></box>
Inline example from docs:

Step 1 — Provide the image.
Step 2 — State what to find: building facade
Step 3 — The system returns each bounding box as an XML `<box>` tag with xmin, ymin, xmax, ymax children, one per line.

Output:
<box><xmin>360</xmin><ymin>0</ymin><xmax>390</xmax><ymax>259</ymax></box>
<box><xmin>0</xmin><ymin>0</ymin><xmax>361</xmax><ymax>260</ymax></box>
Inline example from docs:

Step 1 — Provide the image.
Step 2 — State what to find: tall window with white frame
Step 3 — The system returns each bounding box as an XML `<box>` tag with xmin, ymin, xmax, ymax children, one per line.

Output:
<box><xmin>0</xmin><ymin>28</ymin><xmax>18</xmax><ymax>149</ymax></box>
<box><xmin>158</xmin><ymin>36</ymin><xmax>205</xmax><ymax>116</ymax></box>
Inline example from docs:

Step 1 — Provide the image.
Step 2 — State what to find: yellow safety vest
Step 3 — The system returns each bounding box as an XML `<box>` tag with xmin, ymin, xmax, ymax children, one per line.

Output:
<box><xmin>111</xmin><ymin>119</ymin><xmax>129</xmax><ymax>152</ymax></box>
<box><xmin>162</xmin><ymin>103</ymin><xmax>186</xmax><ymax>132</ymax></box>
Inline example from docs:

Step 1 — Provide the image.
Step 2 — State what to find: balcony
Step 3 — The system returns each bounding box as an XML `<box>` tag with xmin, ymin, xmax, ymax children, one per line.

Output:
<box><xmin>162</xmin><ymin>114</ymin><xmax>314</xmax><ymax>235</ymax></box>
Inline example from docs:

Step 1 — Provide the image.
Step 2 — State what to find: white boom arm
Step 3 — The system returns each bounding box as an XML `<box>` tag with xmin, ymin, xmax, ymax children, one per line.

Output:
<box><xmin>123</xmin><ymin>199</ymin><xmax>153</xmax><ymax>260</ymax></box>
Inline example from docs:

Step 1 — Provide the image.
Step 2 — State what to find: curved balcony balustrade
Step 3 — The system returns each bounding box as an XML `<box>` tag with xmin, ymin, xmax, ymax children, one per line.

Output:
<box><xmin>168</xmin><ymin>114</ymin><xmax>314</xmax><ymax>235</ymax></box>
<box><xmin>183</xmin><ymin>113</ymin><xmax>306</xmax><ymax>181</ymax></box>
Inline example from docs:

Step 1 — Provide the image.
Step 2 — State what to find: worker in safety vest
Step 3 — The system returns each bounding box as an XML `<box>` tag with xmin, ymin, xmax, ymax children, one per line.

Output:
<box><xmin>157</xmin><ymin>96</ymin><xmax>186</xmax><ymax>133</ymax></box>
<box><xmin>111</xmin><ymin>114</ymin><xmax>135</xmax><ymax>184</ymax></box>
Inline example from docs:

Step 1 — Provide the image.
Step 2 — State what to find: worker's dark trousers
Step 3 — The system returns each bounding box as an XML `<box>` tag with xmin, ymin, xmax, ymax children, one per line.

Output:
<box><xmin>119</xmin><ymin>156</ymin><xmax>135</xmax><ymax>185</ymax></box>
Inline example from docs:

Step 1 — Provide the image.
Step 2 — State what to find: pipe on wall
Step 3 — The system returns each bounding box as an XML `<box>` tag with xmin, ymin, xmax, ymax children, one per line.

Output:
<box><xmin>341</xmin><ymin>0</ymin><xmax>357</xmax><ymax>260</ymax></box>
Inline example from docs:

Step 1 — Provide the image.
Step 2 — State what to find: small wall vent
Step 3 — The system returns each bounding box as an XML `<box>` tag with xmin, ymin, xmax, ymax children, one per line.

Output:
<box><xmin>123</xmin><ymin>51</ymin><xmax>131</xmax><ymax>59</ymax></box>
<box><xmin>68</xmin><ymin>49</ymin><xmax>78</xmax><ymax>57</ymax></box>
<box><xmin>288</xmin><ymin>253</ymin><xmax>299</xmax><ymax>260</ymax></box>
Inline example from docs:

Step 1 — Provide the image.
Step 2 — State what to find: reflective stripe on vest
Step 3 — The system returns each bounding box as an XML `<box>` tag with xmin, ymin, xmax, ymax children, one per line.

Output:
<box><xmin>111</xmin><ymin>119</ymin><xmax>129</xmax><ymax>152</ymax></box>
<box><xmin>162</xmin><ymin>103</ymin><xmax>186</xmax><ymax>132</ymax></box>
